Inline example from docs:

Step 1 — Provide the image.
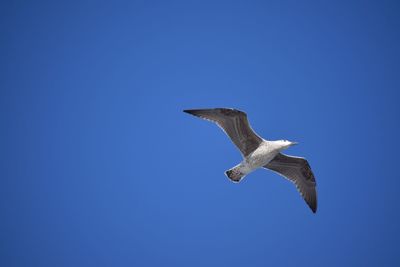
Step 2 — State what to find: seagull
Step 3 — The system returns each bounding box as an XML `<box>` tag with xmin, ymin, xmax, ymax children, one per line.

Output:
<box><xmin>183</xmin><ymin>108</ymin><xmax>317</xmax><ymax>213</ymax></box>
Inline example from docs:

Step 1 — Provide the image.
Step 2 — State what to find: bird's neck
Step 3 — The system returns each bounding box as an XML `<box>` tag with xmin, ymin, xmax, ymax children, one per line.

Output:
<box><xmin>269</xmin><ymin>140</ymin><xmax>289</xmax><ymax>151</ymax></box>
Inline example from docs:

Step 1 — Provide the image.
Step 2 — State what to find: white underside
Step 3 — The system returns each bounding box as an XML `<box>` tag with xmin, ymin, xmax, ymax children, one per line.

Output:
<box><xmin>235</xmin><ymin>141</ymin><xmax>285</xmax><ymax>176</ymax></box>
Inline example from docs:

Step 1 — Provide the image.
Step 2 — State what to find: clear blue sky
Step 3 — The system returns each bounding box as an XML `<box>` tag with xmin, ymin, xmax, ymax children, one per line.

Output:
<box><xmin>1</xmin><ymin>1</ymin><xmax>400</xmax><ymax>266</ymax></box>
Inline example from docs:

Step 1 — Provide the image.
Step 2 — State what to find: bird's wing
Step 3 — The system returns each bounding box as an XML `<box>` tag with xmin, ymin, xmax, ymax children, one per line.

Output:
<box><xmin>183</xmin><ymin>108</ymin><xmax>263</xmax><ymax>157</ymax></box>
<box><xmin>264</xmin><ymin>153</ymin><xmax>317</xmax><ymax>213</ymax></box>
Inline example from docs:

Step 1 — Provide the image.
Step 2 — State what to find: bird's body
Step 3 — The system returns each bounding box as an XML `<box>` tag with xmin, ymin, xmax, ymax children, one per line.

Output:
<box><xmin>184</xmin><ymin>108</ymin><xmax>318</xmax><ymax>213</ymax></box>
<box><xmin>247</xmin><ymin>140</ymin><xmax>291</xmax><ymax>168</ymax></box>
<box><xmin>230</xmin><ymin>141</ymin><xmax>286</xmax><ymax>180</ymax></box>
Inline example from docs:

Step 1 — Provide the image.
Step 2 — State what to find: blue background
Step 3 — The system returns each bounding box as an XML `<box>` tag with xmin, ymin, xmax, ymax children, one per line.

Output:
<box><xmin>1</xmin><ymin>1</ymin><xmax>400</xmax><ymax>266</ymax></box>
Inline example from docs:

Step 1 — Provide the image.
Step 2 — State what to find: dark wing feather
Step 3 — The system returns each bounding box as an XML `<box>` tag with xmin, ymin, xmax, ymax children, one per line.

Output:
<box><xmin>183</xmin><ymin>108</ymin><xmax>262</xmax><ymax>156</ymax></box>
<box><xmin>264</xmin><ymin>153</ymin><xmax>317</xmax><ymax>213</ymax></box>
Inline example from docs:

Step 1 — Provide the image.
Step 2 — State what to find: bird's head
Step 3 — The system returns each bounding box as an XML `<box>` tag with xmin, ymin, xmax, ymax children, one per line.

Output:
<box><xmin>277</xmin><ymin>140</ymin><xmax>298</xmax><ymax>149</ymax></box>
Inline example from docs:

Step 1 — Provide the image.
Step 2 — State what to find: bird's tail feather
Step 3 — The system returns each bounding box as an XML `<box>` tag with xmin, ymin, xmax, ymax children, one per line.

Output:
<box><xmin>225</xmin><ymin>165</ymin><xmax>246</xmax><ymax>183</ymax></box>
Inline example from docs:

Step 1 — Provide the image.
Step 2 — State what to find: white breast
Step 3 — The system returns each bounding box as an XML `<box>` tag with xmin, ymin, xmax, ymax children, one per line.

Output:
<box><xmin>245</xmin><ymin>141</ymin><xmax>279</xmax><ymax>169</ymax></box>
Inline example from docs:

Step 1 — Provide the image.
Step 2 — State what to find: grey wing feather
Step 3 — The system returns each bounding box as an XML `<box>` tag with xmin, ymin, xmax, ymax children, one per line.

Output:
<box><xmin>264</xmin><ymin>153</ymin><xmax>317</xmax><ymax>213</ymax></box>
<box><xmin>183</xmin><ymin>108</ymin><xmax>262</xmax><ymax>156</ymax></box>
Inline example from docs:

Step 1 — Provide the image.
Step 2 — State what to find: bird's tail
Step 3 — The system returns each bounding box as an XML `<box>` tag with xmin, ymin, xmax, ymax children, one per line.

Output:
<box><xmin>225</xmin><ymin>165</ymin><xmax>246</xmax><ymax>183</ymax></box>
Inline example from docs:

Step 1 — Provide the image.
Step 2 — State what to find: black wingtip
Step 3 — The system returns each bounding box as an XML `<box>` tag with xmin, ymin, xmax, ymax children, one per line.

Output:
<box><xmin>311</xmin><ymin>207</ymin><xmax>317</xmax><ymax>213</ymax></box>
<box><xmin>309</xmin><ymin>203</ymin><xmax>317</xmax><ymax>213</ymax></box>
<box><xmin>183</xmin><ymin>109</ymin><xmax>199</xmax><ymax>116</ymax></box>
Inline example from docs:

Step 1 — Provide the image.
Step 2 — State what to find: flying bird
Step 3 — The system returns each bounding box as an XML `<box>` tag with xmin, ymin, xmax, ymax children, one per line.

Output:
<box><xmin>184</xmin><ymin>108</ymin><xmax>317</xmax><ymax>213</ymax></box>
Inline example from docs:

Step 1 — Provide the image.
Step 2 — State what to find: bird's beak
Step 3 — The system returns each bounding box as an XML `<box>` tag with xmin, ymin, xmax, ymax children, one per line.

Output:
<box><xmin>291</xmin><ymin>142</ymin><xmax>299</xmax><ymax>146</ymax></box>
